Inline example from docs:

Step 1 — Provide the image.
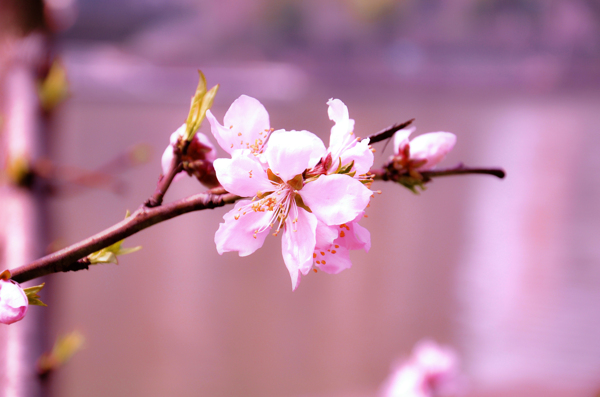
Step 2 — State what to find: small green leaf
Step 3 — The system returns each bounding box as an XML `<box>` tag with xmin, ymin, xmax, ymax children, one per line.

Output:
<box><xmin>38</xmin><ymin>330</ymin><xmax>85</xmax><ymax>375</ymax></box>
<box><xmin>338</xmin><ymin>160</ymin><xmax>355</xmax><ymax>175</ymax></box>
<box><xmin>184</xmin><ymin>71</ymin><xmax>219</xmax><ymax>141</ymax></box>
<box><xmin>24</xmin><ymin>283</ymin><xmax>47</xmax><ymax>306</ymax></box>
<box><xmin>38</xmin><ymin>59</ymin><xmax>69</xmax><ymax>111</ymax></box>
<box><xmin>86</xmin><ymin>211</ymin><xmax>142</xmax><ymax>265</ymax></box>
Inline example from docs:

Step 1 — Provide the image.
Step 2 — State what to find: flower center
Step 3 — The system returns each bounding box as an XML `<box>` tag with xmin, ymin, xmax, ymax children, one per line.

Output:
<box><xmin>234</xmin><ymin>170</ymin><xmax>307</xmax><ymax>238</ymax></box>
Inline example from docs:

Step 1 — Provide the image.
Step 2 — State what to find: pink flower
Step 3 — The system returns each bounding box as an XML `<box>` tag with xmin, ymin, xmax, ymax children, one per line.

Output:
<box><xmin>209</xmin><ymin>97</ymin><xmax>373</xmax><ymax>289</ymax></box>
<box><xmin>0</xmin><ymin>279</ymin><xmax>28</xmax><ymax>325</ymax></box>
<box><xmin>392</xmin><ymin>128</ymin><xmax>456</xmax><ymax>172</ymax></box>
<box><xmin>325</xmin><ymin>98</ymin><xmax>374</xmax><ymax>176</ymax></box>
<box><xmin>307</xmin><ymin>99</ymin><xmax>374</xmax><ymax>274</ymax></box>
<box><xmin>161</xmin><ymin>124</ymin><xmax>219</xmax><ymax>187</ymax></box>
<box><xmin>206</xmin><ymin>95</ymin><xmax>271</xmax><ymax>156</ymax></box>
<box><xmin>380</xmin><ymin>340</ymin><xmax>464</xmax><ymax>397</ymax></box>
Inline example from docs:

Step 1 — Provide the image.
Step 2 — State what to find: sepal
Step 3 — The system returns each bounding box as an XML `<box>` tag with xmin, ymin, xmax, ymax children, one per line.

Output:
<box><xmin>23</xmin><ymin>283</ymin><xmax>46</xmax><ymax>307</ymax></box>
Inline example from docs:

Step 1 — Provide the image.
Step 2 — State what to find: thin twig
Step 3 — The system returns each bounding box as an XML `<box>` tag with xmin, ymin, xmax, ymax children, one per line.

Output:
<box><xmin>11</xmin><ymin>190</ymin><xmax>239</xmax><ymax>283</ymax></box>
<box><xmin>371</xmin><ymin>163</ymin><xmax>506</xmax><ymax>182</ymax></box>
<box><xmin>421</xmin><ymin>164</ymin><xmax>505</xmax><ymax>180</ymax></box>
<box><xmin>365</xmin><ymin>119</ymin><xmax>414</xmax><ymax>144</ymax></box>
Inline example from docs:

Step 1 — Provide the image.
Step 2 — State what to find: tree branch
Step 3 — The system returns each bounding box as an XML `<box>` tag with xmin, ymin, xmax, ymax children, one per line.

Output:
<box><xmin>11</xmin><ymin>189</ymin><xmax>239</xmax><ymax>283</ymax></box>
<box><xmin>371</xmin><ymin>163</ymin><xmax>506</xmax><ymax>182</ymax></box>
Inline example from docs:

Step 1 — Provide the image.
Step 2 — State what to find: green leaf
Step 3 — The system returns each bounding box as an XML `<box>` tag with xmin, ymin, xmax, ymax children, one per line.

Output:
<box><xmin>338</xmin><ymin>160</ymin><xmax>355</xmax><ymax>175</ymax></box>
<box><xmin>24</xmin><ymin>283</ymin><xmax>47</xmax><ymax>306</ymax></box>
<box><xmin>184</xmin><ymin>71</ymin><xmax>219</xmax><ymax>141</ymax></box>
<box><xmin>86</xmin><ymin>211</ymin><xmax>142</xmax><ymax>265</ymax></box>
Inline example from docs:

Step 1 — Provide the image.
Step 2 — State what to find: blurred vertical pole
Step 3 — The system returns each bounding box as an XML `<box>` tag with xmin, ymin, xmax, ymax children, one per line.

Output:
<box><xmin>0</xmin><ymin>1</ymin><xmax>50</xmax><ymax>396</ymax></box>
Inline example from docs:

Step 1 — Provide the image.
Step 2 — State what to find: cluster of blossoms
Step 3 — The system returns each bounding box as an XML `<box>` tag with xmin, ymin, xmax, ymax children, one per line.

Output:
<box><xmin>380</xmin><ymin>340</ymin><xmax>464</xmax><ymax>397</ymax></box>
<box><xmin>159</xmin><ymin>92</ymin><xmax>458</xmax><ymax>291</ymax></box>
<box><xmin>206</xmin><ymin>95</ymin><xmax>374</xmax><ymax>290</ymax></box>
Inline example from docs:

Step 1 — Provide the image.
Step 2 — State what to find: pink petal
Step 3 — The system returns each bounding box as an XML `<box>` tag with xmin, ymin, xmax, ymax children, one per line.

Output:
<box><xmin>214</xmin><ymin>200</ymin><xmax>272</xmax><ymax>257</ymax></box>
<box><xmin>314</xmin><ymin>220</ymin><xmax>338</xmax><ymax>250</ymax></box>
<box><xmin>281</xmin><ymin>207</ymin><xmax>317</xmax><ymax>290</ymax></box>
<box><xmin>213</xmin><ymin>154</ymin><xmax>274</xmax><ymax>197</ymax></box>
<box><xmin>314</xmin><ymin>244</ymin><xmax>352</xmax><ymax>274</ymax></box>
<box><xmin>265</xmin><ymin>130</ymin><xmax>326</xmax><ymax>182</ymax></box>
<box><xmin>409</xmin><ymin>132</ymin><xmax>456</xmax><ymax>170</ymax></box>
<box><xmin>393</xmin><ymin>127</ymin><xmax>414</xmax><ymax>154</ymax></box>
<box><xmin>300</xmin><ymin>174</ymin><xmax>372</xmax><ymax>226</ymax></box>
<box><xmin>162</xmin><ymin>125</ymin><xmax>187</xmax><ymax>182</ymax></box>
<box><xmin>0</xmin><ymin>280</ymin><xmax>28</xmax><ymax>325</ymax></box>
<box><xmin>338</xmin><ymin>138</ymin><xmax>374</xmax><ymax>176</ymax></box>
<box><xmin>206</xmin><ymin>95</ymin><xmax>269</xmax><ymax>154</ymax></box>
<box><xmin>327</xmin><ymin>98</ymin><xmax>355</xmax><ymax>152</ymax></box>
<box><xmin>335</xmin><ymin>215</ymin><xmax>371</xmax><ymax>252</ymax></box>
<box><xmin>347</xmin><ymin>220</ymin><xmax>371</xmax><ymax>252</ymax></box>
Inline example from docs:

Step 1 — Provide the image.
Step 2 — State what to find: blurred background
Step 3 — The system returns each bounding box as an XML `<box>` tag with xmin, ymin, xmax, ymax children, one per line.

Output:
<box><xmin>1</xmin><ymin>0</ymin><xmax>600</xmax><ymax>396</ymax></box>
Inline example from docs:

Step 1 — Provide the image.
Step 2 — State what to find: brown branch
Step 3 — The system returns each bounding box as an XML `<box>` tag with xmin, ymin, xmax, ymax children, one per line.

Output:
<box><xmin>144</xmin><ymin>156</ymin><xmax>183</xmax><ymax>208</ymax></box>
<box><xmin>371</xmin><ymin>163</ymin><xmax>506</xmax><ymax>182</ymax></box>
<box><xmin>421</xmin><ymin>164</ymin><xmax>505</xmax><ymax>180</ymax></box>
<box><xmin>365</xmin><ymin>119</ymin><xmax>414</xmax><ymax>144</ymax></box>
<box><xmin>11</xmin><ymin>190</ymin><xmax>239</xmax><ymax>283</ymax></box>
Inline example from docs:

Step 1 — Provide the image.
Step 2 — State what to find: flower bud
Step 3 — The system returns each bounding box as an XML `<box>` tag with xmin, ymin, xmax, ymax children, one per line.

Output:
<box><xmin>161</xmin><ymin>124</ymin><xmax>220</xmax><ymax>188</ymax></box>
<box><xmin>391</xmin><ymin>127</ymin><xmax>456</xmax><ymax>172</ymax></box>
<box><xmin>0</xmin><ymin>279</ymin><xmax>28</xmax><ymax>325</ymax></box>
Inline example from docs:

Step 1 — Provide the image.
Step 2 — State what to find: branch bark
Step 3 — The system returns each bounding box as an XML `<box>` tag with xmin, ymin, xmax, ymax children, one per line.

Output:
<box><xmin>11</xmin><ymin>190</ymin><xmax>239</xmax><ymax>283</ymax></box>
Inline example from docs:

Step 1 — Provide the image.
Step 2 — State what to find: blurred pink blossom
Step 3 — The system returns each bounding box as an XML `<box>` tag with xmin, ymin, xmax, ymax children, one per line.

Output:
<box><xmin>0</xmin><ymin>279</ymin><xmax>28</xmax><ymax>325</ymax></box>
<box><xmin>380</xmin><ymin>339</ymin><xmax>464</xmax><ymax>397</ymax></box>
<box><xmin>392</xmin><ymin>128</ymin><xmax>456</xmax><ymax>172</ymax></box>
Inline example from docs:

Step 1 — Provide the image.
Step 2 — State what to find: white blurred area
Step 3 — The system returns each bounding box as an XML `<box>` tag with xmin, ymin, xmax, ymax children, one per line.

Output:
<box><xmin>5</xmin><ymin>0</ymin><xmax>600</xmax><ymax>396</ymax></box>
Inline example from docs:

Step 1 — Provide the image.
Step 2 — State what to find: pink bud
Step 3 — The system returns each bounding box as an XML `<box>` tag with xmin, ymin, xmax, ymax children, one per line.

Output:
<box><xmin>161</xmin><ymin>124</ymin><xmax>219</xmax><ymax>188</ymax></box>
<box><xmin>0</xmin><ymin>279</ymin><xmax>28</xmax><ymax>325</ymax></box>
<box><xmin>392</xmin><ymin>128</ymin><xmax>456</xmax><ymax>172</ymax></box>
